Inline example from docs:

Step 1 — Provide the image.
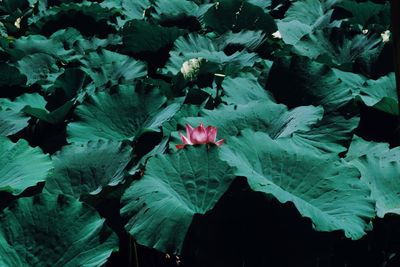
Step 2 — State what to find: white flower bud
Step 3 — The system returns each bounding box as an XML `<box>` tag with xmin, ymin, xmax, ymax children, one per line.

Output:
<box><xmin>180</xmin><ymin>58</ymin><xmax>203</xmax><ymax>81</ymax></box>
<box><xmin>272</xmin><ymin>30</ymin><xmax>282</xmax><ymax>39</ymax></box>
<box><xmin>14</xmin><ymin>17</ymin><xmax>21</xmax><ymax>29</ymax></box>
<box><xmin>381</xmin><ymin>30</ymin><xmax>391</xmax><ymax>43</ymax></box>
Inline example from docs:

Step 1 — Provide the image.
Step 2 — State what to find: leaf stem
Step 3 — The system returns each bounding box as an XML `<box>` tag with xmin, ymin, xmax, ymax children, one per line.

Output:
<box><xmin>132</xmin><ymin>238</ymin><xmax>139</xmax><ymax>267</ymax></box>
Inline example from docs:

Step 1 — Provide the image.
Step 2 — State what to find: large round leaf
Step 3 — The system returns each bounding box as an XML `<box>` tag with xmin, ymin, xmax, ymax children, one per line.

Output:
<box><xmin>67</xmin><ymin>86</ymin><xmax>180</xmax><ymax>142</ymax></box>
<box><xmin>184</xmin><ymin>100</ymin><xmax>323</xmax><ymax>141</ymax></box>
<box><xmin>347</xmin><ymin>136</ymin><xmax>400</xmax><ymax>218</ymax></box>
<box><xmin>152</xmin><ymin>0</ymin><xmax>200</xmax><ymax>21</ymax></box>
<box><xmin>220</xmin><ymin>73</ymin><xmax>272</xmax><ymax>105</ymax></box>
<box><xmin>27</xmin><ymin>2</ymin><xmax>119</xmax><ymax>32</ymax></box>
<box><xmin>267</xmin><ymin>56</ymin><xmax>360</xmax><ymax>112</ymax></box>
<box><xmin>276</xmin><ymin>0</ymin><xmax>339</xmax><ymax>45</ymax></box>
<box><xmin>0</xmin><ymin>93</ymin><xmax>47</xmax><ymax>111</ymax></box>
<box><xmin>0</xmin><ymin>93</ymin><xmax>69</xmax><ymax>124</ymax></box>
<box><xmin>292</xmin><ymin>28</ymin><xmax>383</xmax><ymax>69</ymax></box>
<box><xmin>356</xmin><ymin>72</ymin><xmax>398</xmax><ymax>116</ymax></box>
<box><xmin>336</xmin><ymin>0</ymin><xmax>390</xmax><ymax>27</ymax></box>
<box><xmin>0</xmin><ymin>137</ymin><xmax>52</xmax><ymax>195</ymax></box>
<box><xmin>15</xmin><ymin>53</ymin><xmax>63</xmax><ymax>87</ymax></box>
<box><xmin>122</xmin><ymin>20</ymin><xmax>184</xmax><ymax>54</ymax></box>
<box><xmin>199</xmin><ymin>0</ymin><xmax>276</xmax><ymax>34</ymax></box>
<box><xmin>162</xmin><ymin>33</ymin><xmax>260</xmax><ymax>75</ymax></box>
<box><xmin>121</xmin><ymin>146</ymin><xmax>236</xmax><ymax>253</ymax></box>
<box><xmin>9</xmin><ymin>33</ymin><xmax>72</xmax><ymax>61</ymax></box>
<box><xmin>291</xmin><ymin>114</ymin><xmax>360</xmax><ymax>154</ymax></box>
<box><xmin>80</xmin><ymin>50</ymin><xmax>147</xmax><ymax>88</ymax></box>
<box><xmin>0</xmin><ymin>63</ymin><xmax>26</xmax><ymax>86</ymax></box>
<box><xmin>219</xmin><ymin>129</ymin><xmax>375</xmax><ymax>240</ymax></box>
<box><xmin>0</xmin><ymin>108</ymin><xmax>29</xmax><ymax>136</ymax></box>
<box><xmin>218</xmin><ymin>30</ymin><xmax>267</xmax><ymax>52</ymax></box>
<box><xmin>45</xmin><ymin>140</ymin><xmax>133</xmax><ymax>198</ymax></box>
<box><xmin>0</xmin><ymin>192</ymin><xmax>118</xmax><ymax>267</ymax></box>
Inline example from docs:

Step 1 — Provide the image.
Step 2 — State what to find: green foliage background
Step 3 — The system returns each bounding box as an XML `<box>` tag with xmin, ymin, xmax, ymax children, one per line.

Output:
<box><xmin>0</xmin><ymin>0</ymin><xmax>399</xmax><ymax>266</ymax></box>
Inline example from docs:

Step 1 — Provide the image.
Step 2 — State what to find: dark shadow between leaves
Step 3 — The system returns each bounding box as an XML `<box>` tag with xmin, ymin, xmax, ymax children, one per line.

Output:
<box><xmin>181</xmin><ymin>177</ymin><xmax>340</xmax><ymax>267</ymax></box>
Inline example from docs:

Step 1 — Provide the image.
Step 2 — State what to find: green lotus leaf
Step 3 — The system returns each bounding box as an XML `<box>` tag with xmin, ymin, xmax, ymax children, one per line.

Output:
<box><xmin>277</xmin><ymin>0</ymin><xmax>340</xmax><ymax>45</ymax></box>
<box><xmin>121</xmin><ymin>146</ymin><xmax>236</xmax><ymax>253</ymax></box>
<box><xmin>0</xmin><ymin>63</ymin><xmax>25</xmax><ymax>86</ymax></box>
<box><xmin>28</xmin><ymin>2</ymin><xmax>119</xmax><ymax>32</ymax></box>
<box><xmin>356</xmin><ymin>72</ymin><xmax>398</xmax><ymax>115</ymax></box>
<box><xmin>7</xmin><ymin>28</ymin><xmax>119</xmax><ymax>72</ymax></box>
<box><xmin>162</xmin><ymin>104</ymin><xmax>201</xmax><ymax>136</ymax></box>
<box><xmin>67</xmin><ymin>86</ymin><xmax>180</xmax><ymax>142</ymax></box>
<box><xmin>0</xmin><ymin>136</ymin><xmax>52</xmax><ymax>195</ymax></box>
<box><xmin>337</xmin><ymin>0</ymin><xmax>390</xmax><ymax>27</ymax></box>
<box><xmin>0</xmin><ymin>192</ymin><xmax>118</xmax><ymax>267</ymax></box>
<box><xmin>49</xmin><ymin>28</ymin><xmax>121</xmax><ymax>62</ymax></box>
<box><xmin>80</xmin><ymin>49</ymin><xmax>147</xmax><ymax>88</ymax></box>
<box><xmin>122</xmin><ymin>0</ymin><xmax>150</xmax><ymax>15</ymax></box>
<box><xmin>220</xmin><ymin>129</ymin><xmax>375</xmax><ymax>239</ymax></box>
<box><xmin>0</xmin><ymin>93</ymin><xmax>46</xmax><ymax>111</ymax></box>
<box><xmin>277</xmin><ymin>20</ymin><xmax>313</xmax><ymax>45</ymax></box>
<box><xmin>153</xmin><ymin>0</ymin><xmax>200</xmax><ymax>21</ymax></box>
<box><xmin>0</xmin><ymin>93</ymin><xmax>46</xmax><ymax>134</ymax></box>
<box><xmin>291</xmin><ymin>114</ymin><xmax>360</xmax><ymax>154</ymax></box>
<box><xmin>247</xmin><ymin>0</ymin><xmax>272</xmax><ymax>9</ymax></box>
<box><xmin>199</xmin><ymin>0</ymin><xmax>276</xmax><ymax>34</ymax></box>
<box><xmin>184</xmin><ymin>100</ymin><xmax>323</xmax><ymax>141</ymax></box>
<box><xmin>218</xmin><ymin>30</ymin><xmax>267</xmax><ymax>51</ymax></box>
<box><xmin>183</xmin><ymin>101</ymin><xmax>356</xmax><ymax>156</ymax></box>
<box><xmin>346</xmin><ymin>135</ymin><xmax>390</xmax><ymax>161</ymax></box>
<box><xmin>0</xmin><ymin>108</ymin><xmax>29</xmax><ymax>136</ymax></box>
<box><xmin>0</xmin><ymin>0</ymin><xmax>25</xmax><ymax>13</ymax></box>
<box><xmin>9</xmin><ymin>34</ymin><xmax>73</xmax><ymax>61</ymax></box>
<box><xmin>112</xmin><ymin>0</ymin><xmax>151</xmax><ymax>23</ymax></box>
<box><xmin>267</xmin><ymin>56</ymin><xmax>361</xmax><ymax>112</ymax></box>
<box><xmin>347</xmin><ymin>136</ymin><xmax>400</xmax><ymax>218</ymax></box>
<box><xmin>15</xmin><ymin>53</ymin><xmax>63</xmax><ymax>87</ymax></box>
<box><xmin>220</xmin><ymin>73</ymin><xmax>272</xmax><ymax>105</ymax></box>
<box><xmin>45</xmin><ymin>140</ymin><xmax>132</xmax><ymax>198</ymax></box>
<box><xmin>129</xmin><ymin>137</ymin><xmax>168</xmax><ymax>175</ymax></box>
<box><xmin>292</xmin><ymin>28</ymin><xmax>383</xmax><ymax>69</ymax></box>
<box><xmin>122</xmin><ymin>20</ymin><xmax>184</xmax><ymax>54</ymax></box>
<box><xmin>162</xmin><ymin>33</ymin><xmax>261</xmax><ymax>76</ymax></box>
<box><xmin>0</xmin><ymin>93</ymin><xmax>72</xmax><ymax>124</ymax></box>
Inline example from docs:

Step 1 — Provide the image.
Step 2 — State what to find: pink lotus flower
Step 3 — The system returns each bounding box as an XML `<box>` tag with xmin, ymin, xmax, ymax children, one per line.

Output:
<box><xmin>176</xmin><ymin>123</ymin><xmax>224</xmax><ymax>149</ymax></box>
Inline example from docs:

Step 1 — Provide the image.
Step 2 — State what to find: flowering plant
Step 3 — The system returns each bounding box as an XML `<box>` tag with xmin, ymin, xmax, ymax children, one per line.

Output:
<box><xmin>0</xmin><ymin>0</ymin><xmax>397</xmax><ymax>266</ymax></box>
<box><xmin>176</xmin><ymin>123</ymin><xmax>224</xmax><ymax>149</ymax></box>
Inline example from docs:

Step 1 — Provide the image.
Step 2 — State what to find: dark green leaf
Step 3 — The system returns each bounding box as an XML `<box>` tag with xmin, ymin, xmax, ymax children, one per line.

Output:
<box><xmin>162</xmin><ymin>33</ymin><xmax>260</xmax><ymax>76</ymax></box>
<box><xmin>121</xmin><ymin>146</ymin><xmax>236</xmax><ymax>253</ymax></box>
<box><xmin>220</xmin><ymin>129</ymin><xmax>375</xmax><ymax>239</ymax></box>
<box><xmin>0</xmin><ymin>108</ymin><xmax>29</xmax><ymax>136</ymax></box>
<box><xmin>356</xmin><ymin>72</ymin><xmax>398</xmax><ymax>115</ymax></box>
<box><xmin>184</xmin><ymin>100</ymin><xmax>323</xmax><ymax>141</ymax></box>
<box><xmin>199</xmin><ymin>0</ymin><xmax>277</xmax><ymax>34</ymax></box>
<box><xmin>292</xmin><ymin>28</ymin><xmax>383</xmax><ymax>69</ymax></box>
<box><xmin>277</xmin><ymin>0</ymin><xmax>340</xmax><ymax>45</ymax></box>
<box><xmin>122</xmin><ymin>20</ymin><xmax>184</xmax><ymax>54</ymax></box>
<box><xmin>267</xmin><ymin>56</ymin><xmax>360</xmax><ymax>112</ymax></box>
<box><xmin>80</xmin><ymin>49</ymin><xmax>147</xmax><ymax>88</ymax></box>
<box><xmin>0</xmin><ymin>192</ymin><xmax>118</xmax><ymax>266</ymax></box>
<box><xmin>67</xmin><ymin>86</ymin><xmax>180</xmax><ymax>142</ymax></box>
<box><xmin>0</xmin><ymin>136</ymin><xmax>52</xmax><ymax>195</ymax></box>
<box><xmin>46</xmin><ymin>140</ymin><xmax>132</xmax><ymax>198</ymax></box>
